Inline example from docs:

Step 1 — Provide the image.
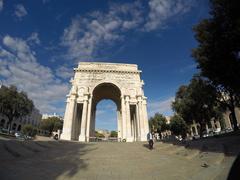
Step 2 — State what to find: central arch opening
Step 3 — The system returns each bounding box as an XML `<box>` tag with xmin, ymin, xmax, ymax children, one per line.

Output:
<box><xmin>91</xmin><ymin>83</ymin><xmax>121</xmax><ymax>141</ymax></box>
<box><xmin>95</xmin><ymin>100</ymin><xmax>117</xmax><ymax>139</ymax></box>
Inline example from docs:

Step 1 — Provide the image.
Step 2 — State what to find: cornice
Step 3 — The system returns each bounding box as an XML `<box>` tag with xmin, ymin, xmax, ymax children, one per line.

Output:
<box><xmin>74</xmin><ymin>68</ymin><xmax>141</xmax><ymax>74</ymax></box>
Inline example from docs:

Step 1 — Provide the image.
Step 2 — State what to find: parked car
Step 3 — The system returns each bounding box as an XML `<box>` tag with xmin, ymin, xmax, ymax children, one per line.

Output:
<box><xmin>0</xmin><ymin>128</ymin><xmax>8</xmax><ymax>134</ymax></box>
<box><xmin>15</xmin><ymin>132</ymin><xmax>23</xmax><ymax>138</ymax></box>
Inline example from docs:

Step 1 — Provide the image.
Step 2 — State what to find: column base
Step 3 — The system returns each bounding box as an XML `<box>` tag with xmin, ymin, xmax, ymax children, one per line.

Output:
<box><xmin>60</xmin><ymin>133</ymin><xmax>72</xmax><ymax>141</ymax></box>
<box><xmin>78</xmin><ymin>135</ymin><xmax>86</xmax><ymax>142</ymax></box>
<box><xmin>140</xmin><ymin>136</ymin><xmax>147</xmax><ymax>141</ymax></box>
<box><xmin>126</xmin><ymin>137</ymin><xmax>134</xmax><ymax>142</ymax></box>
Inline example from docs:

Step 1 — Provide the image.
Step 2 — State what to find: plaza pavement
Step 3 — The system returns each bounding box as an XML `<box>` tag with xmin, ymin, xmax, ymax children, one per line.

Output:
<box><xmin>0</xmin><ymin>135</ymin><xmax>239</xmax><ymax>180</ymax></box>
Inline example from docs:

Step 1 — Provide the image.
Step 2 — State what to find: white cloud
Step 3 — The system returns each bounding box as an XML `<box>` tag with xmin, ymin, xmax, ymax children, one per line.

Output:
<box><xmin>148</xmin><ymin>97</ymin><xmax>174</xmax><ymax>117</ymax></box>
<box><xmin>56</xmin><ymin>66</ymin><xmax>73</xmax><ymax>80</ymax></box>
<box><xmin>61</xmin><ymin>0</ymin><xmax>195</xmax><ymax>62</ymax></box>
<box><xmin>61</xmin><ymin>2</ymin><xmax>143</xmax><ymax>61</ymax></box>
<box><xmin>0</xmin><ymin>0</ymin><xmax>3</xmax><ymax>12</ymax></box>
<box><xmin>14</xmin><ymin>4</ymin><xmax>27</xmax><ymax>19</ymax></box>
<box><xmin>144</xmin><ymin>0</ymin><xmax>194</xmax><ymax>31</ymax></box>
<box><xmin>0</xmin><ymin>35</ymin><xmax>69</xmax><ymax>114</ymax></box>
<box><xmin>27</xmin><ymin>32</ymin><xmax>41</xmax><ymax>45</ymax></box>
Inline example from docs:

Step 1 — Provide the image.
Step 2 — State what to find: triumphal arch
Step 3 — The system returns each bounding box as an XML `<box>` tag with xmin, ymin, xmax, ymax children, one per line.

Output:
<box><xmin>61</xmin><ymin>62</ymin><xmax>149</xmax><ymax>142</ymax></box>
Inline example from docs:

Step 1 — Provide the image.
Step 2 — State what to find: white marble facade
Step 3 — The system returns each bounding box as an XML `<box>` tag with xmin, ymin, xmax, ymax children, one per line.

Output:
<box><xmin>61</xmin><ymin>62</ymin><xmax>149</xmax><ymax>142</ymax></box>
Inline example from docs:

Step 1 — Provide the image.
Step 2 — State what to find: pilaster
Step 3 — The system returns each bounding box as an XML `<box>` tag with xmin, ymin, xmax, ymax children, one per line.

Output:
<box><xmin>79</xmin><ymin>96</ymin><xmax>88</xmax><ymax>142</ymax></box>
<box><xmin>126</xmin><ymin>96</ymin><xmax>133</xmax><ymax>142</ymax></box>
<box><xmin>61</xmin><ymin>95</ymin><xmax>77</xmax><ymax>140</ymax></box>
<box><xmin>86</xmin><ymin>95</ymin><xmax>92</xmax><ymax>142</ymax></box>
<box><xmin>121</xmin><ymin>96</ymin><xmax>127</xmax><ymax>140</ymax></box>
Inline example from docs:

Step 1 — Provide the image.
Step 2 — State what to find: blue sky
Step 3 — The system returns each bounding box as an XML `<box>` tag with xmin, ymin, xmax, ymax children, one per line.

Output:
<box><xmin>0</xmin><ymin>0</ymin><xmax>209</xmax><ymax>131</ymax></box>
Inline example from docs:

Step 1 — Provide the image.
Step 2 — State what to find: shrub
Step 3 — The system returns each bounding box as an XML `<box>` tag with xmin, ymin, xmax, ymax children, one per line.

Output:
<box><xmin>22</xmin><ymin>124</ymin><xmax>37</xmax><ymax>137</ymax></box>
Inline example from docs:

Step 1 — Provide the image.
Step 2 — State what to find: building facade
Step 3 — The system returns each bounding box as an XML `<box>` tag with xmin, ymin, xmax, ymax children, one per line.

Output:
<box><xmin>42</xmin><ymin>113</ymin><xmax>63</xmax><ymax>121</ymax></box>
<box><xmin>0</xmin><ymin>107</ymin><xmax>42</xmax><ymax>131</ymax></box>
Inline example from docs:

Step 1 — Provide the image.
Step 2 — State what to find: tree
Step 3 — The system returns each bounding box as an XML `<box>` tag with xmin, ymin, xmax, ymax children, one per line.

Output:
<box><xmin>0</xmin><ymin>85</ymin><xmax>34</xmax><ymax>132</ymax></box>
<box><xmin>95</xmin><ymin>131</ymin><xmax>104</xmax><ymax>138</ymax></box>
<box><xmin>40</xmin><ymin>117</ymin><xmax>63</xmax><ymax>135</ymax></box>
<box><xmin>149</xmin><ymin>113</ymin><xmax>169</xmax><ymax>134</ymax></box>
<box><xmin>169</xmin><ymin>114</ymin><xmax>188</xmax><ymax>138</ymax></box>
<box><xmin>22</xmin><ymin>124</ymin><xmax>37</xmax><ymax>137</ymax></box>
<box><xmin>192</xmin><ymin>0</ymin><xmax>240</xmax><ymax>131</ymax></box>
<box><xmin>110</xmin><ymin>131</ymin><xmax>118</xmax><ymax>137</ymax></box>
<box><xmin>172</xmin><ymin>76</ymin><xmax>223</xmax><ymax>137</ymax></box>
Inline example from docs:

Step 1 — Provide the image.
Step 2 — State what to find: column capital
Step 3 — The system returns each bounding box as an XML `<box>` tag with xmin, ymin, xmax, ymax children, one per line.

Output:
<box><xmin>142</xmin><ymin>99</ymin><xmax>147</xmax><ymax>105</ymax></box>
<box><xmin>136</xmin><ymin>95</ymin><xmax>142</xmax><ymax>101</ymax></box>
<box><xmin>125</xmin><ymin>95</ymin><xmax>130</xmax><ymax>102</ymax></box>
<box><xmin>83</xmin><ymin>95</ymin><xmax>89</xmax><ymax>101</ymax></box>
<box><xmin>69</xmin><ymin>96</ymin><xmax>77</xmax><ymax>101</ymax></box>
<box><xmin>121</xmin><ymin>95</ymin><xmax>127</xmax><ymax>101</ymax></box>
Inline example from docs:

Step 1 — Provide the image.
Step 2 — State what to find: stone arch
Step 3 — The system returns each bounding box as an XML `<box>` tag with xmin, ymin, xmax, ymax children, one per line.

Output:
<box><xmin>61</xmin><ymin>62</ymin><xmax>149</xmax><ymax>142</ymax></box>
<box><xmin>92</xmin><ymin>82</ymin><xmax>121</xmax><ymax>106</ymax></box>
<box><xmin>90</xmin><ymin>82</ymin><xmax>122</xmax><ymax>140</ymax></box>
<box><xmin>90</xmin><ymin>79</ymin><xmax>123</xmax><ymax>95</ymax></box>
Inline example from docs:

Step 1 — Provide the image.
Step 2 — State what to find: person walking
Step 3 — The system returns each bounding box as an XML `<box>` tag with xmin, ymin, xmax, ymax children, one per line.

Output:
<box><xmin>147</xmin><ymin>132</ymin><xmax>154</xmax><ymax>150</ymax></box>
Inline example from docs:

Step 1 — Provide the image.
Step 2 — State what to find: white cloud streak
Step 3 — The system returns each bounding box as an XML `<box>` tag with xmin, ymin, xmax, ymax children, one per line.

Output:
<box><xmin>61</xmin><ymin>1</ymin><xmax>144</xmax><ymax>61</ymax></box>
<box><xmin>61</xmin><ymin>0</ymin><xmax>195</xmax><ymax>62</ymax></box>
<box><xmin>14</xmin><ymin>4</ymin><xmax>27</xmax><ymax>19</ymax></box>
<box><xmin>0</xmin><ymin>35</ymin><xmax>69</xmax><ymax>114</ymax></box>
<box><xmin>55</xmin><ymin>66</ymin><xmax>73</xmax><ymax>80</ymax></box>
<box><xmin>147</xmin><ymin>97</ymin><xmax>174</xmax><ymax>117</ymax></box>
<box><xmin>27</xmin><ymin>32</ymin><xmax>41</xmax><ymax>45</ymax></box>
<box><xmin>0</xmin><ymin>0</ymin><xmax>3</xmax><ymax>12</ymax></box>
<box><xmin>144</xmin><ymin>0</ymin><xmax>194</xmax><ymax>31</ymax></box>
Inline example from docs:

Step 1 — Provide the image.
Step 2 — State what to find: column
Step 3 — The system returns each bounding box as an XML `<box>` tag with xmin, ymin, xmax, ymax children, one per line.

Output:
<box><xmin>136</xmin><ymin>102</ymin><xmax>141</xmax><ymax>141</ymax></box>
<box><xmin>71</xmin><ymin>103</ymin><xmax>78</xmax><ymax>140</ymax></box>
<box><xmin>121</xmin><ymin>96</ymin><xmax>127</xmax><ymax>140</ymax></box>
<box><xmin>138</xmin><ymin>97</ymin><xmax>145</xmax><ymax>141</ymax></box>
<box><xmin>126</xmin><ymin>96</ymin><xmax>133</xmax><ymax>142</ymax></box>
<box><xmin>117</xmin><ymin>110</ymin><xmax>122</xmax><ymax>141</ymax></box>
<box><xmin>61</xmin><ymin>96</ymin><xmax>76</xmax><ymax>140</ymax></box>
<box><xmin>86</xmin><ymin>96</ymin><xmax>92</xmax><ymax>142</ymax></box>
<box><xmin>205</xmin><ymin>124</ymin><xmax>209</xmax><ymax>133</ymax></box>
<box><xmin>92</xmin><ymin>109</ymin><xmax>96</xmax><ymax>136</ymax></box>
<box><xmin>194</xmin><ymin>121</ymin><xmax>199</xmax><ymax>135</ymax></box>
<box><xmin>216</xmin><ymin>120</ymin><xmax>221</xmax><ymax>130</ymax></box>
<box><xmin>142</xmin><ymin>99</ymin><xmax>149</xmax><ymax>141</ymax></box>
<box><xmin>79</xmin><ymin>97</ymin><xmax>88</xmax><ymax>142</ymax></box>
<box><xmin>89</xmin><ymin>109</ymin><xmax>94</xmax><ymax>137</ymax></box>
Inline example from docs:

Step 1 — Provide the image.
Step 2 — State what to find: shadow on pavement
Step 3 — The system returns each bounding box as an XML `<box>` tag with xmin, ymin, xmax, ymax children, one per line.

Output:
<box><xmin>0</xmin><ymin>138</ymin><xmax>97</xmax><ymax>180</ymax></box>
<box><xmin>142</xmin><ymin>143</ymin><xmax>150</xmax><ymax>150</ymax></box>
<box><xmin>160</xmin><ymin>131</ymin><xmax>240</xmax><ymax>157</ymax></box>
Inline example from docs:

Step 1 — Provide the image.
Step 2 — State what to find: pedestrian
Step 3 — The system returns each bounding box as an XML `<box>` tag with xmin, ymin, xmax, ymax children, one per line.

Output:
<box><xmin>147</xmin><ymin>131</ymin><xmax>154</xmax><ymax>150</ymax></box>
